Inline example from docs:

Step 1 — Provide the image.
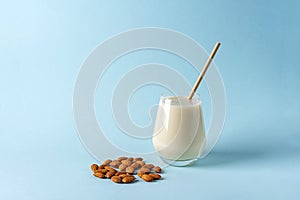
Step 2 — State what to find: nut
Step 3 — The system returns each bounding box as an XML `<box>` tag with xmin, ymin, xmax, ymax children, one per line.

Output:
<box><xmin>119</xmin><ymin>174</ymin><xmax>129</xmax><ymax>178</ymax></box>
<box><xmin>109</xmin><ymin>160</ymin><xmax>121</xmax><ymax>168</ymax></box>
<box><xmin>125</xmin><ymin>166</ymin><xmax>135</xmax><ymax>174</ymax></box>
<box><xmin>127</xmin><ymin>157</ymin><xmax>134</xmax><ymax>161</ymax></box>
<box><xmin>98</xmin><ymin>165</ymin><xmax>106</xmax><ymax>169</ymax></box>
<box><xmin>136</xmin><ymin>161</ymin><xmax>145</xmax><ymax>166</ymax></box>
<box><xmin>119</xmin><ymin>164</ymin><xmax>127</xmax><ymax>171</ymax></box>
<box><xmin>111</xmin><ymin>176</ymin><xmax>122</xmax><ymax>183</ymax></box>
<box><xmin>93</xmin><ymin>172</ymin><xmax>105</xmax><ymax>178</ymax></box>
<box><xmin>105</xmin><ymin>171</ymin><xmax>115</xmax><ymax>178</ymax></box>
<box><xmin>90</xmin><ymin>164</ymin><xmax>98</xmax><ymax>172</ymax></box>
<box><xmin>122</xmin><ymin>175</ymin><xmax>135</xmax><ymax>183</ymax></box>
<box><xmin>102</xmin><ymin>159</ymin><xmax>112</xmax><ymax>165</ymax></box>
<box><xmin>153</xmin><ymin>166</ymin><xmax>162</xmax><ymax>173</ymax></box>
<box><xmin>117</xmin><ymin>157</ymin><xmax>127</xmax><ymax>161</ymax></box>
<box><xmin>142</xmin><ymin>174</ymin><xmax>153</xmax><ymax>182</ymax></box>
<box><xmin>94</xmin><ymin>169</ymin><xmax>108</xmax><ymax>173</ymax></box>
<box><xmin>115</xmin><ymin>171</ymin><xmax>126</xmax><ymax>176</ymax></box>
<box><xmin>149</xmin><ymin>173</ymin><xmax>161</xmax><ymax>180</ymax></box>
<box><xmin>105</xmin><ymin>166</ymin><xmax>117</xmax><ymax>173</ymax></box>
<box><xmin>144</xmin><ymin>164</ymin><xmax>154</xmax><ymax>169</ymax></box>
<box><xmin>130</xmin><ymin>163</ymin><xmax>140</xmax><ymax>169</ymax></box>
<box><xmin>137</xmin><ymin>171</ymin><xmax>144</xmax><ymax>178</ymax></box>
<box><xmin>140</xmin><ymin>166</ymin><xmax>150</xmax><ymax>173</ymax></box>
<box><xmin>133</xmin><ymin>157</ymin><xmax>143</xmax><ymax>162</ymax></box>
<box><xmin>121</xmin><ymin>159</ymin><xmax>132</xmax><ymax>166</ymax></box>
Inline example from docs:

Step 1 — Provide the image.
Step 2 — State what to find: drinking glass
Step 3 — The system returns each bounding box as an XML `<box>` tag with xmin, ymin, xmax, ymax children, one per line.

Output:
<box><xmin>152</xmin><ymin>94</ymin><xmax>206</xmax><ymax>166</ymax></box>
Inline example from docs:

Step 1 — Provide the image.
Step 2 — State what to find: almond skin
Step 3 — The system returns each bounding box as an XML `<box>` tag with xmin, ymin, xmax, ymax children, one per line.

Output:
<box><xmin>140</xmin><ymin>166</ymin><xmax>151</xmax><ymax>173</ymax></box>
<box><xmin>142</xmin><ymin>174</ymin><xmax>153</xmax><ymax>182</ymax></box>
<box><xmin>125</xmin><ymin>166</ymin><xmax>135</xmax><ymax>174</ymax></box>
<box><xmin>137</xmin><ymin>171</ymin><xmax>144</xmax><ymax>178</ymax></box>
<box><xmin>105</xmin><ymin>166</ymin><xmax>117</xmax><ymax>173</ymax></box>
<box><xmin>144</xmin><ymin>164</ymin><xmax>154</xmax><ymax>169</ymax></box>
<box><xmin>131</xmin><ymin>163</ymin><xmax>140</xmax><ymax>169</ymax></box>
<box><xmin>149</xmin><ymin>173</ymin><xmax>161</xmax><ymax>180</ymax></box>
<box><xmin>105</xmin><ymin>171</ymin><xmax>115</xmax><ymax>178</ymax></box>
<box><xmin>111</xmin><ymin>176</ymin><xmax>122</xmax><ymax>183</ymax></box>
<box><xmin>90</xmin><ymin>164</ymin><xmax>98</xmax><ymax>172</ymax></box>
<box><xmin>94</xmin><ymin>169</ymin><xmax>108</xmax><ymax>173</ymax></box>
<box><xmin>98</xmin><ymin>165</ymin><xmax>106</xmax><ymax>169</ymax></box>
<box><xmin>121</xmin><ymin>159</ymin><xmax>132</xmax><ymax>166</ymax></box>
<box><xmin>127</xmin><ymin>157</ymin><xmax>134</xmax><ymax>162</ymax></box>
<box><xmin>119</xmin><ymin>164</ymin><xmax>127</xmax><ymax>171</ymax></box>
<box><xmin>115</xmin><ymin>171</ymin><xmax>127</xmax><ymax>176</ymax></box>
<box><xmin>93</xmin><ymin>172</ymin><xmax>105</xmax><ymax>178</ymax></box>
<box><xmin>119</xmin><ymin>174</ymin><xmax>129</xmax><ymax>178</ymax></box>
<box><xmin>122</xmin><ymin>176</ymin><xmax>135</xmax><ymax>183</ymax></box>
<box><xmin>136</xmin><ymin>161</ymin><xmax>145</xmax><ymax>166</ymax></box>
<box><xmin>133</xmin><ymin>157</ymin><xmax>143</xmax><ymax>162</ymax></box>
<box><xmin>102</xmin><ymin>159</ymin><xmax>112</xmax><ymax>165</ymax></box>
<box><xmin>109</xmin><ymin>160</ymin><xmax>121</xmax><ymax>168</ymax></box>
<box><xmin>117</xmin><ymin>157</ymin><xmax>128</xmax><ymax>161</ymax></box>
<box><xmin>153</xmin><ymin>166</ymin><xmax>162</xmax><ymax>173</ymax></box>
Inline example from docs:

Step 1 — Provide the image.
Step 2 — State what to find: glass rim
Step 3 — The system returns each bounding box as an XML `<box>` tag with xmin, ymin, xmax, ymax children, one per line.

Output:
<box><xmin>159</xmin><ymin>94</ymin><xmax>201</xmax><ymax>106</ymax></box>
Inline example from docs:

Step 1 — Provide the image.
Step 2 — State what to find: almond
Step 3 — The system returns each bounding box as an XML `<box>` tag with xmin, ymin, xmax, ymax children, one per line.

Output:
<box><xmin>90</xmin><ymin>164</ymin><xmax>98</xmax><ymax>172</ymax></box>
<box><xmin>119</xmin><ymin>174</ymin><xmax>129</xmax><ymax>178</ymax></box>
<box><xmin>109</xmin><ymin>160</ymin><xmax>121</xmax><ymax>168</ymax></box>
<box><xmin>117</xmin><ymin>157</ymin><xmax>127</xmax><ymax>161</ymax></box>
<box><xmin>133</xmin><ymin>157</ymin><xmax>143</xmax><ymax>162</ymax></box>
<box><xmin>121</xmin><ymin>159</ymin><xmax>132</xmax><ymax>166</ymax></box>
<box><xmin>102</xmin><ymin>159</ymin><xmax>112</xmax><ymax>165</ymax></box>
<box><xmin>104</xmin><ymin>166</ymin><xmax>117</xmax><ymax>173</ymax></box>
<box><xmin>125</xmin><ymin>166</ymin><xmax>135</xmax><ymax>174</ymax></box>
<box><xmin>93</xmin><ymin>172</ymin><xmax>105</xmax><ymax>178</ymax></box>
<box><xmin>142</xmin><ymin>174</ymin><xmax>153</xmax><ymax>182</ymax></box>
<box><xmin>98</xmin><ymin>165</ymin><xmax>106</xmax><ymax>169</ymax></box>
<box><xmin>149</xmin><ymin>173</ymin><xmax>161</xmax><ymax>180</ymax></box>
<box><xmin>105</xmin><ymin>171</ymin><xmax>115</xmax><ymax>178</ymax></box>
<box><xmin>130</xmin><ymin>162</ymin><xmax>140</xmax><ymax>169</ymax></box>
<box><xmin>127</xmin><ymin>157</ymin><xmax>134</xmax><ymax>161</ymax></box>
<box><xmin>119</xmin><ymin>164</ymin><xmax>127</xmax><ymax>171</ymax></box>
<box><xmin>144</xmin><ymin>164</ymin><xmax>154</xmax><ymax>169</ymax></box>
<box><xmin>153</xmin><ymin>166</ymin><xmax>162</xmax><ymax>173</ymax></box>
<box><xmin>111</xmin><ymin>176</ymin><xmax>121</xmax><ymax>183</ymax></box>
<box><xmin>115</xmin><ymin>171</ymin><xmax>127</xmax><ymax>176</ymax></box>
<box><xmin>137</xmin><ymin>171</ymin><xmax>144</xmax><ymax>178</ymax></box>
<box><xmin>94</xmin><ymin>168</ymin><xmax>108</xmax><ymax>173</ymax></box>
<box><xmin>136</xmin><ymin>161</ymin><xmax>145</xmax><ymax>166</ymax></box>
<box><xmin>122</xmin><ymin>175</ymin><xmax>135</xmax><ymax>183</ymax></box>
<box><xmin>140</xmin><ymin>166</ymin><xmax>150</xmax><ymax>173</ymax></box>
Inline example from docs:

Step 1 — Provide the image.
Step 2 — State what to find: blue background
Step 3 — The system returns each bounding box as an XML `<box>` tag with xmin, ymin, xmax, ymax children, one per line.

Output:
<box><xmin>1</xmin><ymin>0</ymin><xmax>300</xmax><ymax>199</ymax></box>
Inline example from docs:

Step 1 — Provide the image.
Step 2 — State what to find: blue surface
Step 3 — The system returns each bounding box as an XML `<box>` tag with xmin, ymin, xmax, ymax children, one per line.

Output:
<box><xmin>1</xmin><ymin>0</ymin><xmax>300</xmax><ymax>199</ymax></box>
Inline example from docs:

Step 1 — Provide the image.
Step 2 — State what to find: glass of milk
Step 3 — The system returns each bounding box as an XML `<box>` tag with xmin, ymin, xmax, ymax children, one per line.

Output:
<box><xmin>152</xmin><ymin>95</ymin><xmax>206</xmax><ymax>166</ymax></box>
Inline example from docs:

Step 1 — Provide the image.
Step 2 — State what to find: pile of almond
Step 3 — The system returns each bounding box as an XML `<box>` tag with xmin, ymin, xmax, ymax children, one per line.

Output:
<box><xmin>90</xmin><ymin>157</ymin><xmax>162</xmax><ymax>184</ymax></box>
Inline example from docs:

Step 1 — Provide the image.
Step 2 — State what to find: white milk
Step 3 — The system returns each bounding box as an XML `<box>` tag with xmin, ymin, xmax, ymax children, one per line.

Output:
<box><xmin>152</xmin><ymin>96</ymin><xmax>206</xmax><ymax>161</ymax></box>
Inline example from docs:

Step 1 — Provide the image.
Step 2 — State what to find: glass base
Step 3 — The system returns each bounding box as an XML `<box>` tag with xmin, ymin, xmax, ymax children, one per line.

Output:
<box><xmin>160</xmin><ymin>157</ymin><xmax>197</xmax><ymax>167</ymax></box>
